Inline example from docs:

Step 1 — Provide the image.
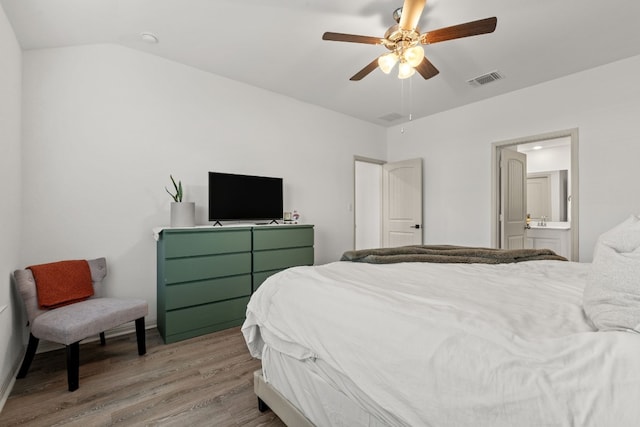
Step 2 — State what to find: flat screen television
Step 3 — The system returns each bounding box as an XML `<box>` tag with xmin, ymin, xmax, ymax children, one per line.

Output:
<box><xmin>208</xmin><ymin>172</ymin><xmax>283</xmax><ymax>223</ymax></box>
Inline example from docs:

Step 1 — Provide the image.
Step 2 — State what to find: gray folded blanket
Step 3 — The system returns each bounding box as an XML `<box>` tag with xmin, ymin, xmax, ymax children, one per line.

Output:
<box><xmin>340</xmin><ymin>245</ymin><xmax>567</xmax><ymax>264</ymax></box>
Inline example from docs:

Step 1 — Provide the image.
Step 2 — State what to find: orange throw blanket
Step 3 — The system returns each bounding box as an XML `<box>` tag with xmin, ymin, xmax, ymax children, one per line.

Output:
<box><xmin>28</xmin><ymin>260</ymin><xmax>94</xmax><ymax>309</ymax></box>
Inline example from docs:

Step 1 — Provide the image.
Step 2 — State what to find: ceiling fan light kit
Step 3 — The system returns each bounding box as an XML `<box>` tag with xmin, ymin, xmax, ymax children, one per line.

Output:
<box><xmin>404</xmin><ymin>45</ymin><xmax>425</xmax><ymax>67</ymax></box>
<box><xmin>322</xmin><ymin>0</ymin><xmax>497</xmax><ymax>81</ymax></box>
<box><xmin>378</xmin><ymin>52</ymin><xmax>398</xmax><ymax>74</ymax></box>
<box><xmin>398</xmin><ymin>61</ymin><xmax>415</xmax><ymax>79</ymax></box>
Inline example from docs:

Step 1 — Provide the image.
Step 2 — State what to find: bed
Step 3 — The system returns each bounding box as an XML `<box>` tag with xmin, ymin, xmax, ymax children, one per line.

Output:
<box><xmin>242</xmin><ymin>222</ymin><xmax>640</xmax><ymax>426</ymax></box>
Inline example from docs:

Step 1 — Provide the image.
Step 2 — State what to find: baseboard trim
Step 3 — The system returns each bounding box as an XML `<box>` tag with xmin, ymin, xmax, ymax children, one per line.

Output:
<box><xmin>0</xmin><ymin>353</ymin><xmax>22</xmax><ymax>414</ymax></box>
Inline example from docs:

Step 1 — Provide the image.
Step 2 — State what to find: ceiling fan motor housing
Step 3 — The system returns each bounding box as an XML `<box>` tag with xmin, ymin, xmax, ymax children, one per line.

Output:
<box><xmin>383</xmin><ymin>25</ymin><xmax>422</xmax><ymax>54</ymax></box>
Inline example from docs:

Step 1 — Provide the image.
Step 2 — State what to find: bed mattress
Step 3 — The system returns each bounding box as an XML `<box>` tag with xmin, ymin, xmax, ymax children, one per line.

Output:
<box><xmin>243</xmin><ymin>260</ymin><xmax>640</xmax><ymax>426</ymax></box>
<box><xmin>261</xmin><ymin>344</ymin><xmax>390</xmax><ymax>426</ymax></box>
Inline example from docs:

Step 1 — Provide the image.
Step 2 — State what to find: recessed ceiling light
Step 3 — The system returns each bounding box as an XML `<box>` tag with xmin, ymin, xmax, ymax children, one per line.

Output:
<box><xmin>532</xmin><ymin>145</ymin><xmax>543</xmax><ymax>150</ymax></box>
<box><xmin>140</xmin><ymin>32</ymin><xmax>159</xmax><ymax>44</ymax></box>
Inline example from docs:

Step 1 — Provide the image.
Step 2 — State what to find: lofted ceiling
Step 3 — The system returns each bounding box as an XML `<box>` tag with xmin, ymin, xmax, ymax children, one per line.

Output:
<box><xmin>2</xmin><ymin>0</ymin><xmax>640</xmax><ymax>127</ymax></box>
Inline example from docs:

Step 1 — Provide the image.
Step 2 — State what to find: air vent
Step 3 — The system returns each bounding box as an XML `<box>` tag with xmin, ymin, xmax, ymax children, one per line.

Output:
<box><xmin>378</xmin><ymin>112</ymin><xmax>404</xmax><ymax>122</ymax></box>
<box><xmin>467</xmin><ymin>70</ymin><xmax>504</xmax><ymax>87</ymax></box>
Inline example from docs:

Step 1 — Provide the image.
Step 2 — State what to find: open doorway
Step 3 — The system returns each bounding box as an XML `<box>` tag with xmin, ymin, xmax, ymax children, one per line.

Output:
<box><xmin>354</xmin><ymin>157</ymin><xmax>383</xmax><ymax>250</ymax></box>
<box><xmin>354</xmin><ymin>157</ymin><xmax>423</xmax><ymax>250</ymax></box>
<box><xmin>519</xmin><ymin>137</ymin><xmax>571</xmax><ymax>223</ymax></box>
<box><xmin>491</xmin><ymin>129</ymin><xmax>579</xmax><ymax>261</ymax></box>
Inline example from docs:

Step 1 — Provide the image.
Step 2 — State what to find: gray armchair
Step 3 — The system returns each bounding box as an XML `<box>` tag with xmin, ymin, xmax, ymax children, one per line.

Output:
<box><xmin>14</xmin><ymin>257</ymin><xmax>148</xmax><ymax>391</ymax></box>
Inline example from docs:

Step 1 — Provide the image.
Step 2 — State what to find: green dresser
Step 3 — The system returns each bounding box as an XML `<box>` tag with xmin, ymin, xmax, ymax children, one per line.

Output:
<box><xmin>252</xmin><ymin>225</ymin><xmax>314</xmax><ymax>291</ymax></box>
<box><xmin>157</xmin><ymin>224</ymin><xmax>314</xmax><ymax>343</ymax></box>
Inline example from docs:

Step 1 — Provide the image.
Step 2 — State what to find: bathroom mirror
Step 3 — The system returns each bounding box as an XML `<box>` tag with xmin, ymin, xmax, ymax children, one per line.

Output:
<box><xmin>527</xmin><ymin>170</ymin><xmax>568</xmax><ymax>221</ymax></box>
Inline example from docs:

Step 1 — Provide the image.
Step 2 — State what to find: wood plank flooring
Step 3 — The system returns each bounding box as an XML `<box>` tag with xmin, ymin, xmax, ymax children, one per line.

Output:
<box><xmin>0</xmin><ymin>327</ymin><xmax>286</xmax><ymax>427</ymax></box>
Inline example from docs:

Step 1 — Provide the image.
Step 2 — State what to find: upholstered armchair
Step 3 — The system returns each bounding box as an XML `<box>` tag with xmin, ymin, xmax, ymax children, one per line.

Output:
<box><xmin>14</xmin><ymin>257</ymin><xmax>148</xmax><ymax>391</ymax></box>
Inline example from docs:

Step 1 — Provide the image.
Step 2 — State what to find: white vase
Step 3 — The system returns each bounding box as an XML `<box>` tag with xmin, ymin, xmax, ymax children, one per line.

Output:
<box><xmin>170</xmin><ymin>202</ymin><xmax>195</xmax><ymax>227</ymax></box>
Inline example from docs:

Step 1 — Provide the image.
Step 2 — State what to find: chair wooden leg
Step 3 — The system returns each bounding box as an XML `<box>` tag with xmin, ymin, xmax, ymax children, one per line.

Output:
<box><xmin>17</xmin><ymin>333</ymin><xmax>40</xmax><ymax>379</ymax></box>
<box><xmin>99</xmin><ymin>332</ymin><xmax>106</xmax><ymax>346</ymax></box>
<box><xmin>135</xmin><ymin>317</ymin><xmax>146</xmax><ymax>356</ymax></box>
<box><xmin>66</xmin><ymin>342</ymin><xmax>80</xmax><ymax>392</ymax></box>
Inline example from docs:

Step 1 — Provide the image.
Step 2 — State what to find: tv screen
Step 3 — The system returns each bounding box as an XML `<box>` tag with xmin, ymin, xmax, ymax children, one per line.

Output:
<box><xmin>208</xmin><ymin>172</ymin><xmax>283</xmax><ymax>222</ymax></box>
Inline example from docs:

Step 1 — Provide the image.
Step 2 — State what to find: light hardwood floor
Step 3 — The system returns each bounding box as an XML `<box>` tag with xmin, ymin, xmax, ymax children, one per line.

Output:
<box><xmin>0</xmin><ymin>327</ymin><xmax>286</xmax><ymax>427</ymax></box>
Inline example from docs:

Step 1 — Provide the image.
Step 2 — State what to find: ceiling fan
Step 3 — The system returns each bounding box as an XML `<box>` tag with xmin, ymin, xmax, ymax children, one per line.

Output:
<box><xmin>322</xmin><ymin>0</ymin><xmax>497</xmax><ymax>81</ymax></box>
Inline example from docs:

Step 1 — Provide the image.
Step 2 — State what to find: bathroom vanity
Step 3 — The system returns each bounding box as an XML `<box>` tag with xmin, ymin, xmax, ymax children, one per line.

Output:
<box><xmin>525</xmin><ymin>222</ymin><xmax>572</xmax><ymax>260</ymax></box>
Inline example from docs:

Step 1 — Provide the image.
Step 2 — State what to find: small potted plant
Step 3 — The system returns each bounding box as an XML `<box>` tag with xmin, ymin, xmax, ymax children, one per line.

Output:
<box><xmin>166</xmin><ymin>175</ymin><xmax>195</xmax><ymax>227</ymax></box>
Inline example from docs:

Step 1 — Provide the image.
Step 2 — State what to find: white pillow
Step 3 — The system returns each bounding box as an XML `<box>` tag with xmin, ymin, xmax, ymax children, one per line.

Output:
<box><xmin>583</xmin><ymin>215</ymin><xmax>640</xmax><ymax>332</ymax></box>
<box><xmin>598</xmin><ymin>214</ymin><xmax>640</xmax><ymax>253</ymax></box>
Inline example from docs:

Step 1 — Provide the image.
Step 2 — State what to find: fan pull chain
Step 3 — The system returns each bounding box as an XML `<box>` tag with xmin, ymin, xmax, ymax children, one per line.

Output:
<box><xmin>400</xmin><ymin>76</ymin><xmax>414</xmax><ymax>134</ymax></box>
<box><xmin>400</xmin><ymin>78</ymin><xmax>405</xmax><ymax>134</ymax></box>
<box><xmin>408</xmin><ymin>76</ymin><xmax>413</xmax><ymax>121</ymax></box>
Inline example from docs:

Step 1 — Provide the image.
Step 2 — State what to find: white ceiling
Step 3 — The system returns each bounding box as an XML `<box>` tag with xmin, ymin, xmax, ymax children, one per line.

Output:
<box><xmin>3</xmin><ymin>0</ymin><xmax>640</xmax><ymax>127</ymax></box>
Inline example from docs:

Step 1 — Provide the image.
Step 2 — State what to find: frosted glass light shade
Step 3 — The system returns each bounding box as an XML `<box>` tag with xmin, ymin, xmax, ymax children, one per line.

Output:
<box><xmin>378</xmin><ymin>53</ymin><xmax>398</xmax><ymax>74</ymax></box>
<box><xmin>404</xmin><ymin>45</ymin><xmax>425</xmax><ymax>67</ymax></box>
<box><xmin>398</xmin><ymin>61</ymin><xmax>415</xmax><ymax>79</ymax></box>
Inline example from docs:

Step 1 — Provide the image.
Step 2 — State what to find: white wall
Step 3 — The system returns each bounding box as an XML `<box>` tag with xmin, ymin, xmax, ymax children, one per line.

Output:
<box><xmin>0</xmin><ymin>3</ymin><xmax>23</xmax><ymax>408</ymax></box>
<box><xmin>387</xmin><ymin>54</ymin><xmax>640</xmax><ymax>261</ymax></box>
<box><xmin>20</xmin><ymin>44</ymin><xmax>387</xmax><ymax>324</ymax></box>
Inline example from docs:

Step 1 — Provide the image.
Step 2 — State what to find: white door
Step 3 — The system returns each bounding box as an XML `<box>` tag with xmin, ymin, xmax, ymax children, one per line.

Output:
<box><xmin>500</xmin><ymin>149</ymin><xmax>527</xmax><ymax>249</ymax></box>
<box><xmin>382</xmin><ymin>158</ymin><xmax>423</xmax><ymax>247</ymax></box>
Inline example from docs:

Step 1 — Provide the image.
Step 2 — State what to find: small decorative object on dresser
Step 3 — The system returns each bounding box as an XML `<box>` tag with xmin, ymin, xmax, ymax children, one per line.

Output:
<box><xmin>165</xmin><ymin>174</ymin><xmax>195</xmax><ymax>227</ymax></box>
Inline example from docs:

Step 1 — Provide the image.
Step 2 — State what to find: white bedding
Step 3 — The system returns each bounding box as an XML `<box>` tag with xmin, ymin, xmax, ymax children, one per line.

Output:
<box><xmin>242</xmin><ymin>260</ymin><xmax>640</xmax><ymax>426</ymax></box>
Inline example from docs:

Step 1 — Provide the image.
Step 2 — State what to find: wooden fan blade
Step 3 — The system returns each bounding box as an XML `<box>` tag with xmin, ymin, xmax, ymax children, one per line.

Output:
<box><xmin>414</xmin><ymin>57</ymin><xmax>439</xmax><ymax>79</ymax></box>
<box><xmin>421</xmin><ymin>17</ymin><xmax>497</xmax><ymax>45</ymax></box>
<box><xmin>350</xmin><ymin>58</ymin><xmax>380</xmax><ymax>81</ymax></box>
<box><xmin>322</xmin><ymin>32</ymin><xmax>383</xmax><ymax>45</ymax></box>
<box><xmin>399</xmin><ymin>0</ymin><xmax>427</xmax><ymax>31</ymax></box>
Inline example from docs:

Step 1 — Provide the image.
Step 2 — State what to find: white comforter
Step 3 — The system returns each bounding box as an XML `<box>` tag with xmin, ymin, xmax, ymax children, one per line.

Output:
<box><xmin>242</xmin><ymin>261</ymin><xmax>640</xmax><ymax>426</ymax></box>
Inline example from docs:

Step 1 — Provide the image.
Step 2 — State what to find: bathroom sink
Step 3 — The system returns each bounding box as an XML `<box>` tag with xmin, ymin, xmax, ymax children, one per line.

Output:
<box><xmin>528</xmin><ymin>221</ymin><xmax>570</xmax><ymax>230</ymax></box>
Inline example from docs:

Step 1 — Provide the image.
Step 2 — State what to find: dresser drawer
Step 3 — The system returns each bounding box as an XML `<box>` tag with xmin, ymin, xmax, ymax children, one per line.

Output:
<box><xmin>165</xmin><ymin>296</ymin><xmax>250</xmax><ymax>336</ymax></box>
<box><xmin>164</xmin><ymin>252</ymin><xmax>251</xmax><ymax>284</ymax></box>
<box><xmin>253</xmin><ymin>247</ymin><xmax>314</xmax><ymax>272</ymax></box>
<box><xmin>165</xmin><ymin>274</ymin><xmax>251</xmax><ymax>310</ymax></box>
<box><xmin>253</xmin><ymin>270</ymin><xmax>283</xmax><ymax>291</ymax></box>
<box><xmin>253</xmin><ymin>226</ymin><xmax>314</xmax><ymax>250</ymax></box>
<box><xmin>163</xmin><ymin>228</ymin><xmax>251</xmax><ymax>258</ymax></box>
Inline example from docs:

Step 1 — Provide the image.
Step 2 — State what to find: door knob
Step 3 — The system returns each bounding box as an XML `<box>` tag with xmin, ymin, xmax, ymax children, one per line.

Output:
<box><xmin>410</xmin><ymin>224</ymin><xmax>421</xmax><ymax>229</ymax></box>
